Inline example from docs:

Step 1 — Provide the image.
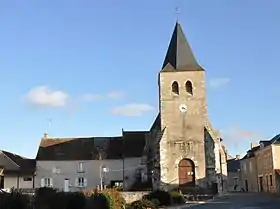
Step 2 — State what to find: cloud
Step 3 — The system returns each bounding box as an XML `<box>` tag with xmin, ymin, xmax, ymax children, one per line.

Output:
<box><xmin>209</xmin><ymin>77</ymin><xmax>230</xmax><ymax>89</ymax></box>
<box><xmin>25</xmin><ymin>86</ymin><xmax>69</xmax><ymax>108</ymax></box>
<box><xmin>111</xmin><ymin>103</ymin><xmax>154</xmax><ymax>116</ymax></box>
<box><xmin>81</xmin><ymin>91</ymin><xmax>126</xmax><ymax>102</ymax></box>
<box><xmin>220</xmin><ymin>126</ymin><xmax>262</xmax><ymax>154</ymax></box>
<box><xmin>221</xmin><ymin>127</ymin><xmax>261</xmax><ymax>141</ymax></box>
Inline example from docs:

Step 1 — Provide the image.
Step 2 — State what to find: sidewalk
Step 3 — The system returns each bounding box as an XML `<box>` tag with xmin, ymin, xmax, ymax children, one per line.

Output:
<box><xmin>161</xmin><ymin>200</ymin><xmax>208</xmax><ymax>209</ymax></box>
<box><xmin>162</xmin><ymin>192</ymin><xmax>229</xmax><ymax>208</ymax></box>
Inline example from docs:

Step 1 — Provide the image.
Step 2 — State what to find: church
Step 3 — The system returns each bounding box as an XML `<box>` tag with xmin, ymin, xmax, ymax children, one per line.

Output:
<box><xmin>142</xmin><ymin>21</ymin><xmax>227</xmax><ymax>192</ymax></box>
<box><xmin>33</xmin><ymin>21</ymin><xmax>227</xmax><ymax>194</ymax></box>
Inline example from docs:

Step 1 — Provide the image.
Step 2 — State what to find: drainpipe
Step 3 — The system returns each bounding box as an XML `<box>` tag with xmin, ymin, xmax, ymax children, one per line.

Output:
<box><xmin>219</xmin><ymin>145</ymin><xmax>224</xmax><ymax>194</ymax></box>
<box><xmin>17</xmin><ymin>172</ymin><xmax>19</xmax><ymax>189</ymax></box>
<box><xmin>33</xmin><ymin>173</ymin><xmax>35</xmax><ymax>188</ymax></box>
<box><xmin>122</xmin><ymin>128</ymin><xmax>125</xmax><ymax>191</ymax></box>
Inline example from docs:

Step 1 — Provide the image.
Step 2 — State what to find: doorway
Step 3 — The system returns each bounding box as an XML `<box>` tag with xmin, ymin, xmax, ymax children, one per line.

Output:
<box><xmin>178</xmin><ymin>159</ymin><xmax>195</xmax><ymax>187</ymax></box>
<box><xmin>259</xmin><ymin>176</ymin><xmax>263</xmax><ymax>192</ymax></box>
<box><xmin>245</xmin><ymin>180</ymin><xmax>248</xmax><ymax>191</ymax></box>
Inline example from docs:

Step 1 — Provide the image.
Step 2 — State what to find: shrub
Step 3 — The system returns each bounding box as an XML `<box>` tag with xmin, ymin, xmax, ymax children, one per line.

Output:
<box><xmin>66</xmin><ymin>192</ymin><xmax>86</xmax><ymax>209</ymax></box>
<box><xmin>87</xmin><ymin>193</ymin><xmax>110</xmax><ymax>209</ymax></box>
<box><xmin>169</xmin><ymin>191</ymin><xmax>185</xmax><ymax>205</ymax></box>
<box><xmin>129</xmin><ymin>199</ymin><xmax>158</xmax><ymax>209</ymax></box>
<box><xmin>33</xmin><ymin>187</ymin><xmax>59</xmax><ymax>209</ymax></box>
<box><xmin>101</xmin><ymin>189</ymin><xmax>125</xmax><ymax>209</ymax></box>
<box><xmin>83</xmin><ymin>188</ymin><xmax>98</xmax><ymax>197</ymax></box>
<box><xmin>34</xmin><ymin>187</ymin><xmax>87</xmax><ymax>209</ymax></box>
<box><xmin>143</xmin><ymin>190</ymin><xmax>171</xmax><ymax>206</ymax></box>
<box><xmin>84</xmin><ymin>188</ymin><xmax>125</xmax><ymax>209</ymax></box>
<box><xmin>150</xmin><ymin>198</ymin><xmax>160</xmax><ymax>207</ymax></box>
<box><xmin>0</xmin><ymin>190</ymin><xmax>30</xmax><ymax>209</ymax></box>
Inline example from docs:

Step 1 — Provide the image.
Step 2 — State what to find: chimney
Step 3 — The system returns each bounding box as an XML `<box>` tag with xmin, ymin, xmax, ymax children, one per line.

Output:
<box><xmin>251</xmin><ymin>142</ymin><xmax>258</xmax><ymax>149</ymax></box>
<box><xmin>236</xmin><ymin>155</ymin><xmax>240</xmax><ymax>160</ymax></box>
<box><xmin>43</xmin><ymin>133</ymin><xmax>49</xmax><ymax>138</ymax></box>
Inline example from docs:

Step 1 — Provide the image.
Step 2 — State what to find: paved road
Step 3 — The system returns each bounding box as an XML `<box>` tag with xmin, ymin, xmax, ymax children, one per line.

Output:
<box><xmin>184</xmin><ymin>193</ymin><xmax>280</xmax><ymax>209</ymax></box>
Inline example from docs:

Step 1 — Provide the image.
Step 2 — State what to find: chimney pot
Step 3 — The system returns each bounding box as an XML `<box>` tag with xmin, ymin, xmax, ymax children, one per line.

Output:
<box><xmin>43</xmin><ymin>133</ymin><xmax>48</xmax><ymax>138</ymax></box>
<box><xmin>236</xmin><ymin>155</ymin><xmax>240</xmax><ymax>160</ymax></box>
<box><xmin>251</xmin><ymin>142</ymin><xmax>258</xmax><ymax>149</ymax></box>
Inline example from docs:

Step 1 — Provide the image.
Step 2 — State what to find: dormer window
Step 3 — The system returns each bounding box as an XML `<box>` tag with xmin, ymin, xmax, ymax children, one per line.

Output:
<box><xmin>78</xmin><ymin>162</ymin><xmax>85</xmax><ymax>173</ymax></box>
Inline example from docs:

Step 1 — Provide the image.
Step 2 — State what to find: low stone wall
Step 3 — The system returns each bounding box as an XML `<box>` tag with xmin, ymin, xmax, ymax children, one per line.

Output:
<box><xmin>121</xmin><ymin>191</ymin><xmax>149</xmax><ymax>204</ymax></box>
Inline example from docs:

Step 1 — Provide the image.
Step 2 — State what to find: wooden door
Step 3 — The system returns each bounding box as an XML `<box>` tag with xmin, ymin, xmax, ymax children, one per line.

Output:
<box><xmin>178</xmin><ymin>159</ymin><xmax>195</xmax><ymax>186</ymax></box>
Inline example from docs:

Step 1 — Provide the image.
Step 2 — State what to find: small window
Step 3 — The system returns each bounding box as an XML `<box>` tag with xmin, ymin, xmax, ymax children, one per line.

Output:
<box><xmin>76</xmin><ymin>177</ymin><xmax>87</xmax><ymax>187</ymax></box>
<box><xmin>185</xmin><ymin>81</ymin><xmax>193</xmax><ymax>95</ymax></box>
<box><xmin>41</xmin><ymin>177</ymin><xmax>52</xmax><ymax>187</ymax></box>
<box><xmin>78</xmin><ymin>162</ymin><xmax>84</xmax><ymax>173</ymax></box>
<box><xmin>270</xmin><ymin>174</ymin><xmax>273</xmax><ymax>186</ymax></box>
<box><xmin>171</xmin><ymin>81</ymin><xmax>179</xmax><ymax>95</ymax></box>
<box><xmin>52</xmin><ymin>167</ymin><xmax>61</xmax><ymax>174</ymax></box>
<box><xmin>23</xmin><ymin>177</ymin><xmax>32</xmax><ymax>181</ymax></box>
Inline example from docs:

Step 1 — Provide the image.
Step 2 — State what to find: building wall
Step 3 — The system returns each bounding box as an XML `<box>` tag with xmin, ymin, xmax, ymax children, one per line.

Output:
<box><xmin>255</xmin><ymin>145</ymin><xmax>275</xmax><ymax>193</ymax></box>
<box><xmin>159</xmin><ymin>70</ymin><xmax>207</xmax><ymax>189</ymax></box>
<box><xmin>240</xmin><ymin>157</ymin><xmax>258</xmax><ymax>192</ymax></box>
<box><xmin>219</xmin><ymin>145</ymin><xmax>228</xmax><ymax>192</ymax></box>
<box><xmin>3</xmin><ymin>175</ymin><xmax>34</xmax><ymax>189</ymax></box>
<box><xmin>35</xmin><ymin>157</ymin><xmax>142</xmax><ymax>192</ymax></box>
<box><xmin>272</xmin><ymin>144</ymin><xmax>280</xmax><ymax>170</ymax></box>
<box><xmin>227</xmin><ymin>171</ymin><xmax>241</xmax><ymax>192</ymax></box>
<box><xmin>204</xmin><ymin>129</ymin><xmax>216</xmax><ymax>185</ymax></box>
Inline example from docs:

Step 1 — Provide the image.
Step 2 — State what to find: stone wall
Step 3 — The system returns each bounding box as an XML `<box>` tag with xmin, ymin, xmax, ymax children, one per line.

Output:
<box><xmin>121</xmin><ymin>191</ymin><xmax>149</xmax><ymax>204</ymax></box>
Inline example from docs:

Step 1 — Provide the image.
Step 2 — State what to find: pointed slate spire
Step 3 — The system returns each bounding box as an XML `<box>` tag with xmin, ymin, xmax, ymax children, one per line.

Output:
<box><xmin>161</xmin><ymin>22</ymin><xmax>203</xmax><ymax>71</ymax></box>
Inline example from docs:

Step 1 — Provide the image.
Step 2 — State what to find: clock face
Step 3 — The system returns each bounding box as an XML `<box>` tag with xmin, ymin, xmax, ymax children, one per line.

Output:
<box><xmin>179</xmin><ymin>104</ymin><xmax>187</xmax><ymax>113</ymax></box>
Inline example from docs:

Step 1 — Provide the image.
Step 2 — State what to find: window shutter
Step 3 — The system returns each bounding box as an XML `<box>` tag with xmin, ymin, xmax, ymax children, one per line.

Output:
<box><xmin>41</xmin><ymin>178</ymin><xmax>45</xmax><ymax>187</ymax></box>
<box><xmin>84</xmin><ymin>178</ymin><xmax>87</xmax><ymax>187</ymax></box>
<box><xmin>75</xmin><ymin>178</ymin><xmax>79</xmax><ymax>187</ymax></box>
<box><xmin>50</xmin><ymin>178</ymin><xmax>53</xmax><ymax>187</ymax></box>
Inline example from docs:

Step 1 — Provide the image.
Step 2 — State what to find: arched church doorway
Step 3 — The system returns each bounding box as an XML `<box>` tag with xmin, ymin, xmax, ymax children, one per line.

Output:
<box><xmin>178</xmin><ymin>159</ymin><xmax>195</xmax><ymax>187</ymax></box>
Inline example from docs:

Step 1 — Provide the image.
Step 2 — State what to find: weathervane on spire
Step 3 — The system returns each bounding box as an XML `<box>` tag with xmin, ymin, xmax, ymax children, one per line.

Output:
<box><xmin>175</xmin><ymin>0</ymin><xmax>181</xmax><ymax>21</ymax></box>
<box><xmin>175</xmin><ymin>6</ymin><xmax>180</xmax><ymax>21</ymax></box>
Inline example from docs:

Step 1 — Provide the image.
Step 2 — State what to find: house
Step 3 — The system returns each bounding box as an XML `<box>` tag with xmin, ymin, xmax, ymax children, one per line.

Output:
<box><xmin>240</xmin><ymin>135</ymin><xmax>280</xmax><ymax>193</ymax></box>
<box><xmin>227</xmin><ymin>155</ymin><xmax>242</xmax><ymax>192</ymax></box>
<box><xmin>0</xmin><ymin>150</ymin><xmax>36</xmax><ymax>190</ymax></box>
<box><xmin>35</xmin><ymin>132</ymin><xmax>147</xmax><ymax>192</ymax></box>
<box><xmin>254</xmin><ymin>135</ymin><xmax>280</xmax><ymax>193</ymax></box>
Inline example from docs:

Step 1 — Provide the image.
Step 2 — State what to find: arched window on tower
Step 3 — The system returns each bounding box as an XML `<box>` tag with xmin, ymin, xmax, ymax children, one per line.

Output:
<box><xmin>172</xmin><ymin>81</ymin><xmax>179</xmax><ymax>95</ymax></box>
<box><xmin>185</xmin><ymin>81</ymin><xmax>193</xmax><ymax>95</ymax></box>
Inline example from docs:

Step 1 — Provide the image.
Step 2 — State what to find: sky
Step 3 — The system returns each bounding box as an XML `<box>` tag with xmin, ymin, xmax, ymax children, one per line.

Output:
<box><xmin>0</xmin><ymin>0</ymin><xmax>279</xmax><ymax>158</ymax></box>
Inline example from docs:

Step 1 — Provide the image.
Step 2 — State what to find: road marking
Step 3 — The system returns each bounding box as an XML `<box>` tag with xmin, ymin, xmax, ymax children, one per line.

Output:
<box><xmin>239</xmin><ymin>207</ymin><xmax>261</xmax><ymax>209</ymax></box>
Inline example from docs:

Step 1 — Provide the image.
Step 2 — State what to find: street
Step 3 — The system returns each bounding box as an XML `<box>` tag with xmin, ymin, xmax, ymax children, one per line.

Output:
<box><xmin>185</xmin><ymin>193</ymin><xmax>280</xmax><ymax>209</ymax></box>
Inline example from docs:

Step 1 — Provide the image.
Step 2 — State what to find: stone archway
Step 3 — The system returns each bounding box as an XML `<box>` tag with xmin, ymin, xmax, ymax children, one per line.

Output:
<box><xmin>178</xmin><ymin>158</ymin><xmax>195</xmax><ymax>187</ymax></box>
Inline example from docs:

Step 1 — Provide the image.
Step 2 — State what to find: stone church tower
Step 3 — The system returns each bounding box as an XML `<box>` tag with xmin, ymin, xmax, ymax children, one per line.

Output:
<box><xmin>156</xmin><ymin>21</ymin><xmax>210</xmax><ymax>189</ymax></box>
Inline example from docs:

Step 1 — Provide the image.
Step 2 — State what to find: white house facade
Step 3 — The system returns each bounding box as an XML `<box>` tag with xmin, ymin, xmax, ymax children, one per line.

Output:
<box><xmin>35</xmin><ymin>132</ymin><xmax>148</xmax><ymax>192</ymax></box>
